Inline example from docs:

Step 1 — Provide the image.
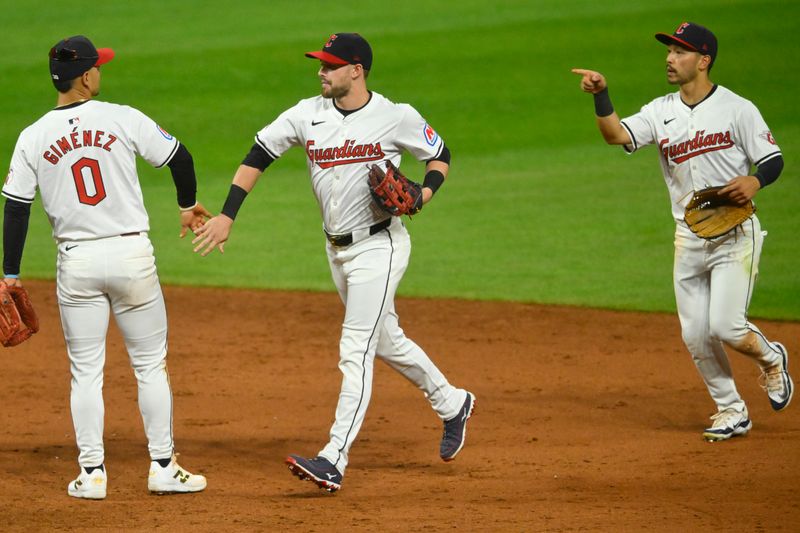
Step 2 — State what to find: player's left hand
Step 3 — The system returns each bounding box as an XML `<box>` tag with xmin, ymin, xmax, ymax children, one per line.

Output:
<box><xmin>180</xmin><ymin>202</ymin><xmax>213</xmax><ymax>238</ymax></box>
<box><xmin>718</xmin><ymin>176</ymin><xmax>761</xmax><ymax>206</ymax></box>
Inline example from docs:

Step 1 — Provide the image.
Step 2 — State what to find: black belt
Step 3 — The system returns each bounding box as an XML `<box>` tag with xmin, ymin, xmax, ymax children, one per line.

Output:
<box><xmin>325</xmin><ymin>218</ymin><xmax>391</xmax><ymax>247</ymax></box>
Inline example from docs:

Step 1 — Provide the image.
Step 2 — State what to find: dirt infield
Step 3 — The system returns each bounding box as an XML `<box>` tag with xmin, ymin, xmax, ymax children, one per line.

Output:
<box><xmin>1</xmin><ymin>280</ymin><xmax>798</xmax><ymax>531</ymax></box>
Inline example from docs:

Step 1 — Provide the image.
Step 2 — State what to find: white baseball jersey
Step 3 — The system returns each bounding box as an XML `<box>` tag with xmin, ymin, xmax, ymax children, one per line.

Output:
<box><xmin>3</xmin><ymin>100</ymin><xmax>179</xmax><ymax>240</ymax></box>
<box><xmin>620</xmin><ymin>85</ymin><xmax>781</xmax><ymax>222</ymax></box>
<box><xmin>621</xmin><ymin>83</ymin><xmax>787</xmax><ymax>417</ymax></box>
<box><xmin>254</xmin><ymin>91</ymin><xmax>444</xmax><ymax>234</ymax></box>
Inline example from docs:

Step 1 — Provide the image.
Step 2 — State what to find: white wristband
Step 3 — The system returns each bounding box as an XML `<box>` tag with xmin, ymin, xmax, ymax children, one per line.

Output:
<box><xmin>179</xmin><ymin>202</ymin><xmax>198</xmax><ymax>212</ymax></box>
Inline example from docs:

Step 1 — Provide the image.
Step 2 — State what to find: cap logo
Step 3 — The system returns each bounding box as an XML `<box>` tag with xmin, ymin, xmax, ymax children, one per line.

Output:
<box><xmin>324</xmin><ymin>34</ymin><xmax>338</xmax><ymax>48</ymax></box>
<box><xmin>675</xmin><ymin>22</ymin><xmax>690</xmax><ymax>35</ymax></box>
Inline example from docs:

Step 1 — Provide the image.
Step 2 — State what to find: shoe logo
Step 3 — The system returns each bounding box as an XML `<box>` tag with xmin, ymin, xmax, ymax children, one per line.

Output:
<box><xmin>664</xmin><ymin>118</ymin><xmax>676</xmax><ymax>125</ymax></box>
<box><xmin>66</xmin><ymin>244</ymin><xmax>78</xmax><ymax>251</ymax></box>
<box><xmin>325</xmin><ymin>473</ymin><xmax>336</xmax><ymax>479</ymax></box>
<box><xmin>173</xmin><ymin>470</ymin><xmax>190</xmax><ymax>484</ymax></box>
<box><xmin>311</xmin><ymin>120</ymin><xmax>325</xmax><ymax>126</ymax></box>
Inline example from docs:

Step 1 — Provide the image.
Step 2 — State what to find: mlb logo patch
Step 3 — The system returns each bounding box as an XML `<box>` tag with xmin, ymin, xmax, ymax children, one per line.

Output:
<box><xmin>157</xmin><ymin>125</ymin><xmax>174</xmax><ymax>140</ymax></box>
<box><xmin>423</xmin><ymin>123</ymin><xmax>438</xmax><ymax>146</ymax></box>
<box><xmin>69</xmin><ymin>117</ymin><xmax>80</xmax><ymax>125</ymax></box>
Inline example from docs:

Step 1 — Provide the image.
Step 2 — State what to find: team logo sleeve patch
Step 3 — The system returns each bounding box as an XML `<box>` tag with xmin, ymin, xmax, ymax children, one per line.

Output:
<box><xmin>760</xmin><ymin>131</ymin><xmax>777</xmax><ymax>145</ymax></box>
<box><xmin>157</xmin><ymin>125</ymin><xmax>174</xmax><ymax>140</ymax></box>
<box><xmin>423</xmin><ymin>123</ymin><xmax>439</xmax><ymax>146</ymax></box>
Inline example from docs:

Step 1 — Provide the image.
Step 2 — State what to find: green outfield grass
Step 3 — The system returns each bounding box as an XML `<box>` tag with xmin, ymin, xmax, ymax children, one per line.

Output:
<box><xmin>1</xmin><ymin>0</ymin><xmax>798</xmax><ymax>319</ymax></box>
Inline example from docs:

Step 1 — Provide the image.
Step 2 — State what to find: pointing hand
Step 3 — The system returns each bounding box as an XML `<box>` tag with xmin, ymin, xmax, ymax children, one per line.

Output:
<box><xmin>571</xmin><ymin>68</ymin><xmax>608</xmax><ymax>94</ymax></box>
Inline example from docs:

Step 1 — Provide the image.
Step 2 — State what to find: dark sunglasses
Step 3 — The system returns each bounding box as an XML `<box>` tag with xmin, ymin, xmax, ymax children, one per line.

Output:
<box><xmin>49</xmin><ymin>46</ymin><xmax>97</xmax><ymax>62</ymax></box>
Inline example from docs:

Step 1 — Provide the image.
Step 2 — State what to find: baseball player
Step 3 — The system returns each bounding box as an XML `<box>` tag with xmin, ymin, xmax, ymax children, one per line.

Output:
<box><xmin>572</xmin><ymin>22</ymin><xmax>793</xmax><ymax>441</ymax></box>
<box><xmin>193</xmin><ymin>32</ymin><xmax>475</xmax><ymax>492</ymax></box>
<box><xmin>2</xmin><ymin>35</ymin><xmax>209</xmax><ymax>498</ymax></box>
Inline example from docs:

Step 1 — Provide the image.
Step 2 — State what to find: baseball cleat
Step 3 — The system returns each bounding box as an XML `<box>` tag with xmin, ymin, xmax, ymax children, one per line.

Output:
<box><xmin>440</xmin><ymin>391</ymin><xmax>476</xmax><ymax>461</ymax></box>
<box><xmin>702</xmin><ymin>407</ymin><xmax>752</xmax><ymax>442</ymax></box>
<box><xmin>285</xmin><ymin>455</ymin><xmax>342</xmax><ymax>493</ymax></box>
<box><xmin>67</xmin><ymin>466</ymin><xmax>107</xmax><ymax>500</ymax></box>
<box><xmin>759</xmin><ymin>342</ymin><xmax>794</xmax><ymax>412</ymax></box>
<box><xmin>148</xmin><ymin>456</ymin><xmax>207</xmax><ymax>495</ymax></box>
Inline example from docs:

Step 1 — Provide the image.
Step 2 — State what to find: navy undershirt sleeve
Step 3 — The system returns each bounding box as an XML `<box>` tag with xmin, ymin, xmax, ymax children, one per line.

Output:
<box><xmin>3</xmin><ymin>199</ymin><xmax>31</xmax><ymax>276</ymax></box>
<box><xmin>754</xmin><ymin>155</ymin><xmax>783</xmax><ymax>188</ymax></box>
<box><xmin>167</xmin><ymin>144</ymin><xmax>197</xmax><ymax>208</ymax></box>
<box><xmin>242</xmin><ymin>143</ymin><xmax>275</xmax><ymax>172</ymax></box>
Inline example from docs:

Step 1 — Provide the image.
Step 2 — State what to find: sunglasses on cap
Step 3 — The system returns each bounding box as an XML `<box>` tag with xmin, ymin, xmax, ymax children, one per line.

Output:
<box><xmin>49</xmin><ymin>46</ymin><xmax>97</xmax><ymax>62</ymax></box>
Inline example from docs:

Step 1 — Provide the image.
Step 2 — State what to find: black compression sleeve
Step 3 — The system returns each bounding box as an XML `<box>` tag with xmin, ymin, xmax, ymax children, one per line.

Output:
<box><xmin>221</xmin><ymin>184</ymin><xmax>249</xmax><ymax>220</ymax></box>
<box><xmin>3</xmin><ymin>199</ymin><xmax>31</xmax><ymax>276</ymax></box>
<box><xmin>242</xmin><ymin>143</ymin><xmax>275</xmax><ymax>172</ymax></box>
<box><xmin>427</xmin><ymin>144</ymin><xmax>451</xmax><ymax>165</ymax></box>
<box><xmin>593</xmin><ymin>87</ymin><xmax>614</xmax><ymax>117</ymax></box>
<box><xmin>167</xmin><ymin>144</ymin><xmax>197</xmax><ymax>208</ymax></box>
<box><xmin>754</xmin><ymin>155</ymin><xmax>784</xmax><ymax>188</ymax></box>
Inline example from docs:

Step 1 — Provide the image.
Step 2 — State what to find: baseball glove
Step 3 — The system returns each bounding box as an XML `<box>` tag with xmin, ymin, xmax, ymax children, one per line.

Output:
<box><xmin>684</xmin><ymin>186</ymin><xmax>755</xmax><ymax>239</ymax></box>
<box><xmin>367</xmin><ymin>161</ymin><xmax>423</xmax><ymax>216</ymax></box>
<box><xmin>0</xmin><ymin>283</ymin><xmax>39</xmax><ymax>348</ymax></box>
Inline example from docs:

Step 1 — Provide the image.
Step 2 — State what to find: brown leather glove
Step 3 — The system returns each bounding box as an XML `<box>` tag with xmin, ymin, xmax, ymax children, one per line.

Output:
<box><xmin>367</xmin><ymin>161</ymin><xmax>423</xmax><ymax>216</ymax></box>
<box><xmin>684</xmin><ymin>186</ymin><xmax>755</xmax><ymax>239</ymax></box>
<box><xmin>0</xmin><ymin>282</ymin><xmax>38</xmax><ymax>347</ymax></box>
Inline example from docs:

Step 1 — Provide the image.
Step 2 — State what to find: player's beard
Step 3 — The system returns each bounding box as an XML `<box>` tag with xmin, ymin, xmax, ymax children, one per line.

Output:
<box><xmin>321</xmin><ymin>80</ymin><xmax>350</xmax><ymax>100</ymax></box>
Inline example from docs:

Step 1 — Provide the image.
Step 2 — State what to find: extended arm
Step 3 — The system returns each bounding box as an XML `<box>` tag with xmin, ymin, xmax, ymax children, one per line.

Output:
<box><xmin>167</xmin><ymin>144</ymin><xmax>213</xmax><ymax>237</ymax></box>
<box><xmin>571</xmin><ymin>68</ymin><xmax>632</xmax><ymax>146</ymax></box>
<box><xmin>192</xmin><ymin>163</ymin><xmax>264</xmax><ymax>256</ymax></box>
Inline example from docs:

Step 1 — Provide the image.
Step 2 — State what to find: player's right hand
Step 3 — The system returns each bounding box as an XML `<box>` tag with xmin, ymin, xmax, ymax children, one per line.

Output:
<box><xmin>180</xmin><ymin>202</ymin><xmax>214</xmax><ymax>238</ymax></box>
<box><xmin>571</xmin><ymin>68</ymin><xmax>607</xmax><ymax>94</ymax></box>
<box><xmin>192</xmin><ymin>215</ymin><xmax>233</xmax><ymax>256</ymax></box>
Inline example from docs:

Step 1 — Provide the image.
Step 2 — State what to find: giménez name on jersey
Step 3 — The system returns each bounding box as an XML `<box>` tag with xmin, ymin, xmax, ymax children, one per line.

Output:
<box><xmin>42</xmin><ymin>129</ymin><xmax>118</xmax><ymax>165</ymax></box>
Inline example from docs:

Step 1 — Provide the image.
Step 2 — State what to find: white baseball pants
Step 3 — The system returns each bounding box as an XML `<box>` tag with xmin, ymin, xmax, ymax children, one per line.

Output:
<box><xmin>56</xmin><ymin>234</ymin><xmax>173</xmax><ymax>467</ymax></box>
<box><xmin>673</xmin><ymin>216</ymin><xmax>782</xmax><ymax>412</ymax></box>
<box><xmin>319</xmin><ymin>218</ymin><xmax>467</xmax><ymax>473</ymax></box>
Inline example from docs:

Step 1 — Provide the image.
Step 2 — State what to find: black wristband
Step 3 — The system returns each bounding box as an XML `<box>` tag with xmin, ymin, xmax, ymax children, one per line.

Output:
<box><xmin>593</xmin><ymin>87</ymin><xmax>614</xmax><ymax>117</ymax></box>
<box><xmin>422</xmin><ymin>169</ymin><xmax>445</xmax><ymax>195</ymax></box>
<box><xmin>221</xmin><ymin>184</ymin><xmax>249</xmax><ymax>220</ymax></box>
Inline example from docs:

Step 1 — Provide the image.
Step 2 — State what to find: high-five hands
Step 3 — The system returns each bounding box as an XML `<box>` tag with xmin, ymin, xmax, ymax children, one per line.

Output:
<box><xmin>179</xmin><ymin>202</ymin><xmax>214</xmax><ymax>238</ymax></box>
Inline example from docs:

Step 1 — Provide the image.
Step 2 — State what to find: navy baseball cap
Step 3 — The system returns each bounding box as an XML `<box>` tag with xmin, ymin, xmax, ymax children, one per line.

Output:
<box><xmin>49</xmin><ymin>35</ymin><xmax>115</xmax><ymax>81</ymax></box>
<box><xmin>305</xmin><ymin>33</ymin><xmax>372</xmax><ymax>71</ymax></box>
<box><xmin>656</xmin><ymin>22</ymin><xmax>717</xmax><ymax>67</ymax></box>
